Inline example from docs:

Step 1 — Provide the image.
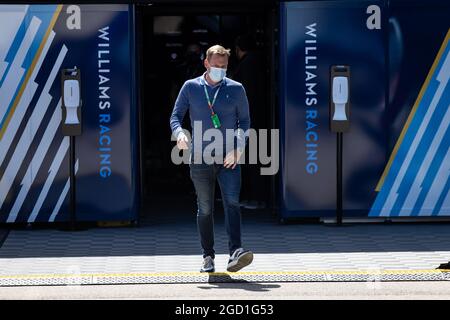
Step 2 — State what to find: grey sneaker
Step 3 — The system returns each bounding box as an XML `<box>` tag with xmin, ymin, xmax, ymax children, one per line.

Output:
<box><xmin>200</xmin><ymin>256</ymin><xmax>215</xmax><ymax>273</ymax></box>
<box><xmin>227</xmin><ymin>248</ymin><xmax>253</xmax><ymax>272</ymax></box>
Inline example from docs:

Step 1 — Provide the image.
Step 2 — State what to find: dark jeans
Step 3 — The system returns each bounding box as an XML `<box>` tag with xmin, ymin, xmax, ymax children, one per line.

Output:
<box><xmin>189</xmin><ymin>163</ymin><xmax>242</xmax><ymax>259</ymax></box>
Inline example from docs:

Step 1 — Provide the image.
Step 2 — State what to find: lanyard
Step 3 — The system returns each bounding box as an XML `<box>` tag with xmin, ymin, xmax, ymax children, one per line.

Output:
<box><xmin>203</xmin><ymin>83</ymin><xmax>222</xmax><ymax>115</ymax></box>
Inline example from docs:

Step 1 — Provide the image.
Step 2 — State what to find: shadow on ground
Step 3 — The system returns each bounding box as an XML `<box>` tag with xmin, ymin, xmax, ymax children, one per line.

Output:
<box><xmin>194</xmin><ymin>274</ymin><xmax>281</xmax><ymax>292</ymax></box>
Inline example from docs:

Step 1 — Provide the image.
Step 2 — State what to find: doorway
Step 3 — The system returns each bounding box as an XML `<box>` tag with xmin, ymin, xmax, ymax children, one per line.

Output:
<box><xmin>136</xmin><ymin>3</ymin><xmax>277</xmax><ymax>219</ymax></box>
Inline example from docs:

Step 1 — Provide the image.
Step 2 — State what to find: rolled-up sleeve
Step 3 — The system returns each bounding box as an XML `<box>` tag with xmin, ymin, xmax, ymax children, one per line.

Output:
<box><xmin>170</xmin><ymin>82</ymin><xmax>190</xmax><ymax>139</ymax></box>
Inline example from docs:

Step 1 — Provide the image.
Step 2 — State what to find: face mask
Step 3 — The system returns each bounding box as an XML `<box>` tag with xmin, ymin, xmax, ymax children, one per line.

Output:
<box><xmin>208</xmin><ymin>67</ymin><xmax>227</xmax><ymax>82</ymax></box>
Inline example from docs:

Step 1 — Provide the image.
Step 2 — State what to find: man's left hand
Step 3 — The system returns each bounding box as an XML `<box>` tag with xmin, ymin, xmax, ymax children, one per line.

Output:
<box><xmin>224</xmin><ymin>149</ymin><xmax>243</xmax><ymax>169</ymax></box>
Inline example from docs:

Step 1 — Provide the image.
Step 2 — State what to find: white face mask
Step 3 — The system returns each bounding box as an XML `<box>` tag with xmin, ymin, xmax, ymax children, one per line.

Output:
<box><xmin>208</xmin><ymin>67</ymin><xmax>227</xmax><ymax>82</ymax></box>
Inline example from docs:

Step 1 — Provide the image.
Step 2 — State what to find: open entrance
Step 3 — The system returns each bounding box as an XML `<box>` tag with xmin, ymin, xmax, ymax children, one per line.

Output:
<box><xmin>136</xmin><ymin>3</ymin><xmax>277</xmax><ymax>220</ymax></box>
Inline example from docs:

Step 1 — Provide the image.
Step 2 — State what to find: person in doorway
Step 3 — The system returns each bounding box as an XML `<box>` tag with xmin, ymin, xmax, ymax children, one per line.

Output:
<box><xmin>170</xmin><ymin>45</ymin><xmax>254</xmax><ymax>273</ymax></box>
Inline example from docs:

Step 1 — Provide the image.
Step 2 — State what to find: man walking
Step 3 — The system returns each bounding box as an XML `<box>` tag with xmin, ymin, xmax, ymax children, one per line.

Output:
<box><xmin>170</xmin><ymin>45</ymin><xmax>253</xmax><ymax>273</ymax></box>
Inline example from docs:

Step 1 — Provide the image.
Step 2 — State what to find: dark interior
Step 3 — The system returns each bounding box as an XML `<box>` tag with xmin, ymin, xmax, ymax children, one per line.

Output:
<box><xmin>136</xmin><ymin>3</ymin><xmax>277</xmax><ymax>218</ymax></box>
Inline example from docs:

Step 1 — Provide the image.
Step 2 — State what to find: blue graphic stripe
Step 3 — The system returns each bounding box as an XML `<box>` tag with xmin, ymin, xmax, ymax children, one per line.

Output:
<box><xmin>0</xmin><ymin>5</ymin><xmax>57</xmax><ymax>129</ymax></box>
<box><xmin>370</xmin><ymin>37</ymin><xmax>450</xmax><ymax>217</ymax></box>
<box><xmin>23</xmin><ymin>5</ymin><xmax>57</xmax><ymax>70</ymax></box>
<box><xmin>433</xmin><ymin>176</ymin><xmax>450</xmax><ymax>216</ymax></box>
<box><xmin>385</xmin><ymin>78</ymin><xmax>438</xmax><ymax>216</ymax></box>
<box><xmin>413</xmin><ymin>124</ymin><xmax>450</xmax><ymax>216</ymax></box>
<box><xmin>0</xmin><ymin>7</ymin><xmax>28</xmax><ymax>87</ymax></box>
<box><xmin>369</xmin><ymin>79</ymin><xmax>437</xmax><ymax>216</ymax></box>
<box><xmin>391</xmin><ymin>78</ymin><xmax>450</xmax><ymax>216</ymax></box>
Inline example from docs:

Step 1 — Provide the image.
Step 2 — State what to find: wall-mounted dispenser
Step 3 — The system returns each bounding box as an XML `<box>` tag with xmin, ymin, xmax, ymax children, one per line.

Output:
<box><xmin>61</xmin><ymin>68</ymin><xmax>82</xmax><ymax>136</ymax></box>
<box><xmin>330</xmin><ymin>65</ymin><xmax>350</xmax><ymax>133</ymax></box>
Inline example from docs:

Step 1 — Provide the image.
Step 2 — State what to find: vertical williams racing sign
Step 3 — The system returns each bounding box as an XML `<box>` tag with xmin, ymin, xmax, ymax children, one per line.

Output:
<box><xmin>279</xmin><ymin>1</ymin><xmax>386</xmax><ymax>218</ymax></box>
<box><xmin>57</xmin><ymin>5</ymin><xmax>135</xmax><ymax>221</ymax></box>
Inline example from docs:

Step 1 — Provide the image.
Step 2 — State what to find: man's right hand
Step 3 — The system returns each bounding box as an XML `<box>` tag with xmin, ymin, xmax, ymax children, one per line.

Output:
<box><xmin>176</xmin><ymin>131</ymin><xmax>189</xmax><ymax>150</ymax></box>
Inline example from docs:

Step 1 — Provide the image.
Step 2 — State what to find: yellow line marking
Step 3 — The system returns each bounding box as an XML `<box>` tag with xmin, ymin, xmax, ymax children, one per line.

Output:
<box><xmin>375</xmin><ymin>28</ymin><xmax>450</xmax><ymax>191</ymax></box>
<box><xmin>0</xmin><ymin>269</ymin><xmax>449</xmax><ymax>280</ymax></box>
<box><xmin>0</xmin><ymin>5</ymin><xmax>63</xmax><ymax>141</ymax></box>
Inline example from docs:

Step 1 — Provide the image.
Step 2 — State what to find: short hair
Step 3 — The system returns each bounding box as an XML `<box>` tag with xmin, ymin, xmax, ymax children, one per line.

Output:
<box><xmin>206</xmin><ymin>45</ymin><xmax>231</xmax><ymax>61</ymax></box>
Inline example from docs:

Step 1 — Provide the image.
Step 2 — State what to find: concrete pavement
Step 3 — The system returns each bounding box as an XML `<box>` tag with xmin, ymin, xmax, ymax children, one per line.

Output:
<box><xmin>2</xmin><ymin>281</ymin><xmax>450</xmax><ymax>300</ymax></box>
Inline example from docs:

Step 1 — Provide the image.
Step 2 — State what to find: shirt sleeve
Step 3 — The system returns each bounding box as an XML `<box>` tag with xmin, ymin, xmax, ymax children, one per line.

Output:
<box><xmin>170</xmin><ymin>81</ymin><xmax>190</xmax><ymax>139</ymax></box>
<box><xmin>236</xmin><ymin>85</ymin><xmax>251</xmax><ymax>152</ymax></box>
